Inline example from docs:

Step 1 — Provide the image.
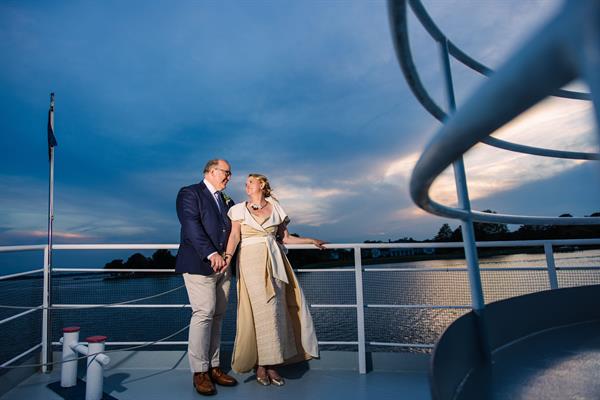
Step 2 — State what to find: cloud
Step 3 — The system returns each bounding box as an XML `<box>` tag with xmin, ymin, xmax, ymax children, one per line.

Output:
<box><xmin>0</xmin><ymin>174</ymin><xmax>175</xmax><ymax>244</ymax></box>
<box><xmin>1</xmin><ymin>0</ymin><xmax>596</xmax><ymax>247</ymax></box>
<box><xmin>0</xmin><ymin>230</ymin><xmax>90</xmax><ymax>241</ymax></box>
<box><xmin>382</xmin><ymin>91</ymin><xmax>597</xmax><ymax>210</ymax></box>
<box><xmin>384</xmin><ymin>152</ymin><xmax>421</xmax><ymax>181</ymax></box>
<box><xmin>272</xmin><ymin>178</ymin><xmax>356</xmax><ymax>226</ymax></box>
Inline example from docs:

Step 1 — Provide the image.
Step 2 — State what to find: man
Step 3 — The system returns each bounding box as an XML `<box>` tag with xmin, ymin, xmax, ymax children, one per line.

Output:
<box><xmin>176</xmin><ymin>159</ymin><xmax>237</xmax><ymax>396</ymax></box>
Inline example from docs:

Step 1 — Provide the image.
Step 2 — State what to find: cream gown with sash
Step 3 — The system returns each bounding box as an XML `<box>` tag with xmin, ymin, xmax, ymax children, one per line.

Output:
<box><xmin>227</xmin><ymin>197</ymin><xmax>319</xmax><ymax>373</ymax></box>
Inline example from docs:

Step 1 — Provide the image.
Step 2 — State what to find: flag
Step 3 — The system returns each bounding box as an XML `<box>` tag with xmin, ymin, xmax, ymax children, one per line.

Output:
<box><xmin>47</xmin><ymin>93</ymin><xmax>57</xmax><ymax>160</ymax></box>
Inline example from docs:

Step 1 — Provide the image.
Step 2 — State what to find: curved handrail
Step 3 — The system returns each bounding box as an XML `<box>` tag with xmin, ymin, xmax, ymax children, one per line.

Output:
<box><xmin>407</xmin><ymin>0</ymin><xmax>590</xmax><ymax>101</ymax></box>
<box><xmin>388</xmin><ymin>0</ymin><xmax>446</xmax><ymax>121</ymax></box>
<box><xmin>388</xmin><ymin>0</ymin><xmax>598</xmax><ymax>162</ymax></box>
<box><xmin>480</xmin><ymin>137</ymin><xmax>600</xmax><ymax>160</ymax></box>
<box><xmin>389</xmin><ymin>0</ymin><xmax>600</xmax><ymax>224</ymax></box>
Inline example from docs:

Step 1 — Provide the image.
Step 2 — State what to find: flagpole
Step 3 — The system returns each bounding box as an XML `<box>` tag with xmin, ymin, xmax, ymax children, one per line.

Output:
<box><xmin>42</xmin><ymin>93</ymin><xmax>56</xmax><ymax>373</ymax></box>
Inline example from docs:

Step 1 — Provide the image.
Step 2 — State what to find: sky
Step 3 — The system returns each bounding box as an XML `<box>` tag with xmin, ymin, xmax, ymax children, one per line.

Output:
<box><xmin>1</xmin><ymin>0</ymin><xmax>599</xmax><ymax>259</ymax></box>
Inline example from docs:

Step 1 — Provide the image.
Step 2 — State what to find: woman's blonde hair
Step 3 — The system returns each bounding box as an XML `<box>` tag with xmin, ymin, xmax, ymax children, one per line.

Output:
<box><xmin>248</xmin><ymin>173</ymin><xmax>275</xmax><ymax>199</ymax></box>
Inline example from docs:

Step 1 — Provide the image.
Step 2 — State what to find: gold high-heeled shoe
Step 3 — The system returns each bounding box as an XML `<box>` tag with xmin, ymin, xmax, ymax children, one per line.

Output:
<box><xmin>256</xmin><ymin>375</ymin><xmax>271</xmax><ymax>386</ymax></box>
<box><xmin>270</xmin><ymin>376</ymin><xmax>285</xmax><ymax>386</ymax></box>
<box><xmin>255</xmin><ymin>367</ymin><xmax>271</xmax><ymax>386</ymax></box>
<box><xmin>267</xmin><ymin>368</ymin><xmax>285</xmax><ymax>386</ymax></box>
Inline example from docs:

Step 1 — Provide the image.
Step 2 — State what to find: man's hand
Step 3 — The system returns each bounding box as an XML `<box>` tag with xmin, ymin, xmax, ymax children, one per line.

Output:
<box><xmin>208</xmin><ymin>253</ymin><xmax>226</xmax><ymax>272</ymax></box>
<box><xmin>217</xmin><ymin>257</ymin><xmax>232</xmax><ymax>273</ymax></box>
<box><xmin>219</xmin><ymin>253</ymin><xmax>233</xmax><ymax>273</ymax></box>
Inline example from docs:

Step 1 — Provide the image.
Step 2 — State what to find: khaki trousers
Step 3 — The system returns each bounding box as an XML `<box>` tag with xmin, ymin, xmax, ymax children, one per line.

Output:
<box><xmin>183</xmin><ymin>270</ymin><xmax>231</xmax><ymax>373</ymax></box>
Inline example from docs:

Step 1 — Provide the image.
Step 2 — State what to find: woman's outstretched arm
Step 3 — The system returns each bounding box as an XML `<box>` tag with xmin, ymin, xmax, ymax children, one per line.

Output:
<box><xmin>280</xmin><ymin>224</ymin><xmax>327</xmax><ymax>249</ymax></box>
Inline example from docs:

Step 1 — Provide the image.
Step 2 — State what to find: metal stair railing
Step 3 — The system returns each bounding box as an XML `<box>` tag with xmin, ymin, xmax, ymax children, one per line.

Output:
<box><xmin>387</xmin><ymin>0</ymin><xmax>600</xmax><ymax>359</ymax></box>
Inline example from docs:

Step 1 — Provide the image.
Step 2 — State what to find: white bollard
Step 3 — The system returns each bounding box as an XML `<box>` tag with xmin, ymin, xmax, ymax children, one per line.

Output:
<box><xmin>60</xmin><ymin>328</ymin><xmax>110</xmax><ymax>398</ymax></box>
<box><xmin>85</xmin><ymin>335</ymin><xmax>107</xmax><ymax>400</ymax></box>
<box><xmin>60</xmin><ymin>326</ymin><xmax>81</xmax><ymax>388</ymax></box>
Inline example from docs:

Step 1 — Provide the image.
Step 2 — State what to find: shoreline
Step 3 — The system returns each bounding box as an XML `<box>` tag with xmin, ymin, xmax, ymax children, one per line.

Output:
<box><xmin>298</xmin><ymin>245</ymin><xmax>600</xmax><ymax>269</ymax></box>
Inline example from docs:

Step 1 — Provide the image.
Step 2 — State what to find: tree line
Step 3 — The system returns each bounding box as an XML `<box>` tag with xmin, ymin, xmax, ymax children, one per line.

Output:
<box><xmin>431</xmin><ymin>210</ymin><xmax>600</xmax><ymax>242</ymax></box>
<box><xmin>104</xmin><ymin>249</ymin><xmax>176</xmax><ymax>270</ymax></box>
<box><xmin>364</xmin><ymin>210</ymin><xmax>600</xmax><ymax>244</ymax></box>
<box><xmin>104</xmin><ymin>210</ymin><xmax>600</xmax><ymax>269</ymax></box>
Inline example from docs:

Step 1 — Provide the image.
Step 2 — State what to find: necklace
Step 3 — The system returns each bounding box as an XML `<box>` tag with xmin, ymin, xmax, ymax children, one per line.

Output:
<box><xmin>249</xmin><ymin>201</ymin><xmax>267</xmax><ymax>210</ymax></box>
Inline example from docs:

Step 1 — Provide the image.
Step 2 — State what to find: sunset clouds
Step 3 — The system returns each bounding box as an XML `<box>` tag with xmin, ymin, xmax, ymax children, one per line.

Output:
<box><xmin>0</xmin><ymin>0</ymin><xmax>597</xmax><ymax>248</ymax></box>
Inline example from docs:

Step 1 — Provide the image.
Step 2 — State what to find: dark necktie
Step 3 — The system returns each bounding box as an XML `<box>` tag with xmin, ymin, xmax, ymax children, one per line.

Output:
<box><xmin>214</xmin><ymin>191</ymin><xmax>225</xmax><ymax>212</ymax></box>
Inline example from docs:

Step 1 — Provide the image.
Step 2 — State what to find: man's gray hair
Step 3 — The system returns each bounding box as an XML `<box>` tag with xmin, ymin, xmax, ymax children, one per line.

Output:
<box><xmin>203</xmin><ymin>159</ymin><xmax>228</xmax><ymax>174</ymax></box>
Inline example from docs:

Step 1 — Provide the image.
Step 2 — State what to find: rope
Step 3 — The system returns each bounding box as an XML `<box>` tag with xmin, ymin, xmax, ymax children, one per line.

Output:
<box><xmin>0</xmin><ymin>321</ymin><xmax>191</xmax><ymax>369</ymax></box>
<box><xmin>0</xmin><ymin>284</ymin><xmax>185</xmax><ymax>310</ymax></box>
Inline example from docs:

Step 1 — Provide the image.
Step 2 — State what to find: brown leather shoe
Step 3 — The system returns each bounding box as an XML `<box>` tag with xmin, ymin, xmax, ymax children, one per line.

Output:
<box><xmin>210</xmin><ymin>367</ymin><xmax>238</xmax><ymax>386</ymax></box>
<box><xmin>193</xmin><ymin>372</ymin><xmax>216</xmax><ymax>395</ymax></box>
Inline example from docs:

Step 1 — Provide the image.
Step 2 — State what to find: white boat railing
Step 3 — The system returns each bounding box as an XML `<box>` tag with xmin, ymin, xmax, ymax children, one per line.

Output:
<box><xmin>1</xmin><ymin>239</ymin><xmax>599</xmax><ymax>374</ymax></box>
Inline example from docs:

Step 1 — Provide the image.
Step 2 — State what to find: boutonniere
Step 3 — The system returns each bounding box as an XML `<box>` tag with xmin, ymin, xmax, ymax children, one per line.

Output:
<box><xmin>222</xmin><ymin>192</ymin><xmax>233</xmax><ymax>206</ymax></box>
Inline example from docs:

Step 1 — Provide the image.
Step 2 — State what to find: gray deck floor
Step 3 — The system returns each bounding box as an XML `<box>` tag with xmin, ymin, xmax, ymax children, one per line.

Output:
<box><xmin>1</xmin><ymin>351</ymin><xmax>432</xmax><ymax>400</ymax></box>
<box><xmin>1</xmin><ymin>368</ymin><xmax>431</xmax><ymax>400</ymax></box>
<box><xmin>458</xmin><ymin>320</ymin><xmax>600</xmax><ymax>400</ymax></box>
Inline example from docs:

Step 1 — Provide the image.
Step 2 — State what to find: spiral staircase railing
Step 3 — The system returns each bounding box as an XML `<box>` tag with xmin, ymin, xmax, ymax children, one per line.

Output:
<box><xmin>387</xmin><ymin>0</ymin><xmax>600</xmax><ymax>359</ymax></box>
<box><xmin>388</xmin><ymin>0</ymin><xmax>600</xmax><ymax>224</ymax></box>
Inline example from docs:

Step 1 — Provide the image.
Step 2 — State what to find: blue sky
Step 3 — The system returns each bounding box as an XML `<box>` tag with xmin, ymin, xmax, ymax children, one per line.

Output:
<box><xmin>1</xmin><ymin>0</ymin><xmax>599</xmax><ymax>253</ymax></box>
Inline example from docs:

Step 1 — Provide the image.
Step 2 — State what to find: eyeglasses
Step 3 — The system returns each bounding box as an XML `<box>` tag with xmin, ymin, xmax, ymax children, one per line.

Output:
<box><xmin>213</xmin><ymin>167</ymin><xmax>232</xmax><ymax>177</ymax></box>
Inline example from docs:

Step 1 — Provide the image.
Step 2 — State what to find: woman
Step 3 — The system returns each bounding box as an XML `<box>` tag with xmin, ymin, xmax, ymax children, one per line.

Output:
<box><xmin>223</xmin><ymin>173</ymin><xmax>326</xmax><ymax>386</ymax></box>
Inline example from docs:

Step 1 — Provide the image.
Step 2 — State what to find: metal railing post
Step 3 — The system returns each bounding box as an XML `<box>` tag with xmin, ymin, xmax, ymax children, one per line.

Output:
<box><xmin>440</xmin><ymin>37</ymin><xmax>489</xmax><ymax>359</ymax></box>
<box><xmin>544</xmin><ymin>243</ymin><xmax>559</xmax><ymax>289</ymax></box>
<box><xmin>439</xmin><ymin>37</ymin><xmax>486</xmax><ymax>312</ymax></box>
<box><xmin>439</xmin><ymin>38</ymin><xmax>457</xmax><ymax>112</ymax></box>
<box><xmin>354</xmin><ymin>246</ymin><xmax>366</xmax><ymax>374</ymax></box>
<box><xmin>42</xmin><ymin>246</ymin><xmax>52</xmax><ymax>373</ymax></box>
<box><xmin>452</xmin><ymin>159</ymin><xmax>486</xmax><ymax>312</ymax></box>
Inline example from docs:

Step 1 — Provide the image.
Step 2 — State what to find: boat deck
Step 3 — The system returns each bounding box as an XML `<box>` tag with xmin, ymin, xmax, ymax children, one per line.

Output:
<box><xmin>458</xmin><ymin>320</ymin><xmax>600</xmax><ymax>400</ymax></box>
<box><xmin>0</xmin><ymin>351</ymin><xmax>432</xmax><ymax>400</ymax></box>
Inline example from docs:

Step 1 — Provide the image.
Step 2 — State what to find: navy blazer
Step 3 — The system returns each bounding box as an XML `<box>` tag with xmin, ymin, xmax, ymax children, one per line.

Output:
<box><xmin>175</xmin><ymin>182</ymin><xmax>233</xmax><ymax>275</ymax></box>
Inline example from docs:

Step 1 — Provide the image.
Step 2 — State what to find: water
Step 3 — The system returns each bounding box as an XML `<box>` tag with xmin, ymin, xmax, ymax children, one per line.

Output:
<box><xmin>1</xmin><ymin>249</ymin><xmax>599</xmax><ymax>365</ymax></box>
